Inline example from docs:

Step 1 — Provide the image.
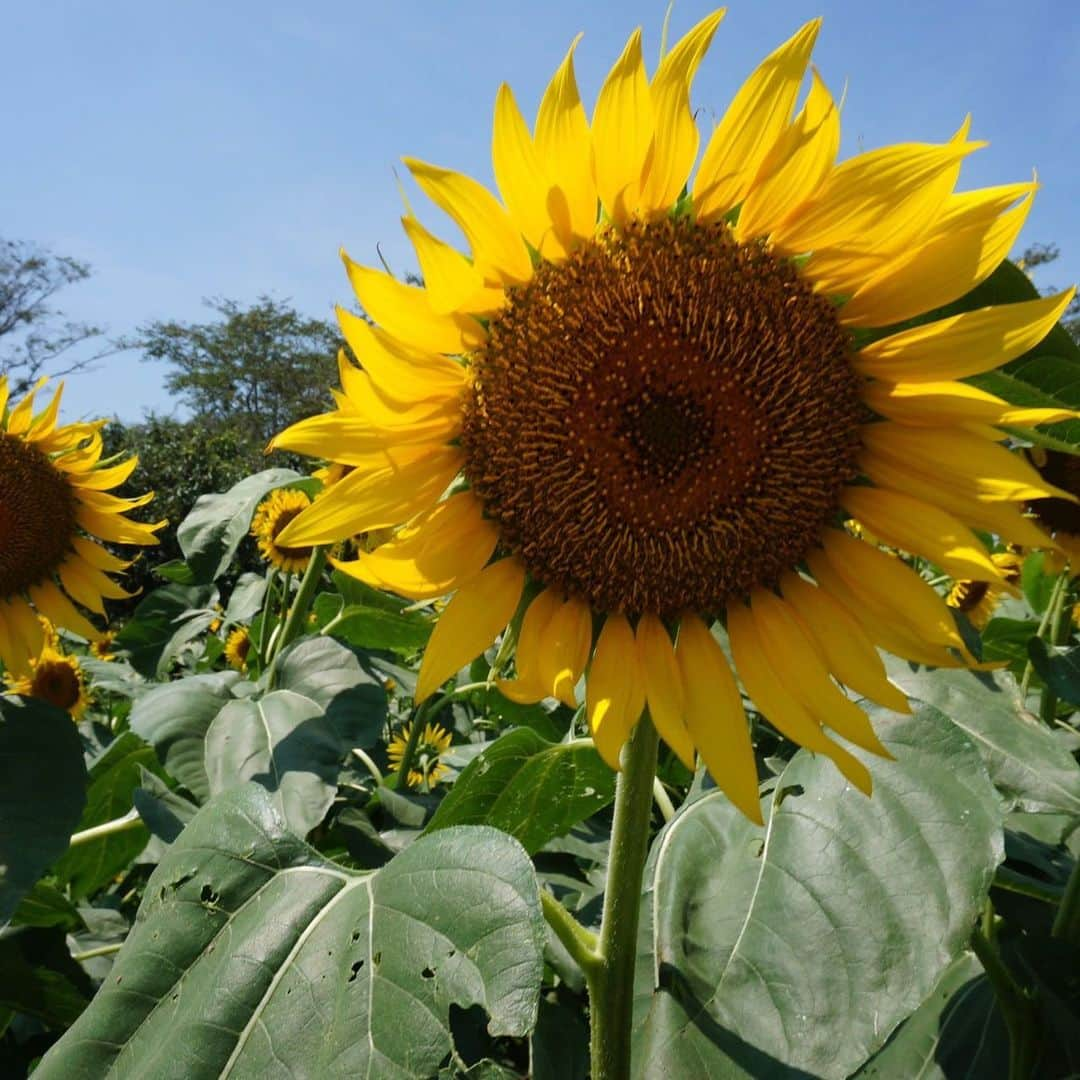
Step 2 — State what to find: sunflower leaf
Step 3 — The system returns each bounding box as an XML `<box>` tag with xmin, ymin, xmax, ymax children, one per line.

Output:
<box><xmin>34</xmin><ymin>784</ymin><xmax>544</xmax><ymax>1079</ymax></box>
<box><xmin>632</xmin><ymin>707</ymin><xmax>1004</xmax><ymax>1079</ymax></box>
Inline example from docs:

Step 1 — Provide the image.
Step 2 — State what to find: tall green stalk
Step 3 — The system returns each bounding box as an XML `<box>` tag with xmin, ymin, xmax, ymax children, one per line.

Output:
<box><xmin>586</xmin><ymin>712</ymin><xmax>660</xmax><ymax>1080</ymax></box>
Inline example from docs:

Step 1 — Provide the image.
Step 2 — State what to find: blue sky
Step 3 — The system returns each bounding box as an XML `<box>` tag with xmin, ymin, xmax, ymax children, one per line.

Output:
<box><xmin>3</xmin><ymin>0</ymin><xmax>1078</xmax><ymax>423</ymax></box>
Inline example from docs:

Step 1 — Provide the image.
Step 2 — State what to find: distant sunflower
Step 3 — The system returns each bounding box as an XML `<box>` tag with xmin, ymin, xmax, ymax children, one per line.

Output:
<box><xmin>1025</xmin><ymin>448</ymin><xmax>1080</xmax><ymax>570</ymax></box>
<box><xmin>386</xmin><ymin>720</ymin><xmax>453</xmax><ymax>789</ymax></box>
<box><xmin>0</xmin><ymin>377</ymin><xmax>162</xmax><ymax>675</ymax></box>
<box><xmin>251</xmin><ymin>488</ymin><xmax>314</xmax><ymax>573</ymax></box>
<box><xmin>269</xmin><ymin>13</ymin><xmax>1077</xmax><ymax>820</ymax></box>
<box><xmin>90</xmin><ymin>630</ymin><xmax>118</xmax><ymax>661</ymax></box>
<box><xmin>6</xmin><ymin>642</ymin><xmax>89</xmax><ymax>719</ymax></box>
<box><xmin>224</xmin><ymin>626</ymin><xmax>252</xmax><ymax>671</ymax></box>
<box><xmin>947</xmin><ymin>551</ymin><xmax>1024</xmax><ymax>629</ymax></box>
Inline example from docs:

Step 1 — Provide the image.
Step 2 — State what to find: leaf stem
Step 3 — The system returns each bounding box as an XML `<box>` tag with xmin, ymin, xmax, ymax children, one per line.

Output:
<box><xmin>1039</xmin><ymin>574</ymin><xmax>1072</xmax><ymax>723</ymax></box>
<box><xmin>72</xmin><ymin>942</ymin><xmax>124</xmax><ymax>962</ymax></box>
<box><xmin>540</xmin><ymin>891</ymin><xmax>600</xmax><ymax>977</ymax></box>
<box><xmin>970</xmin><ymin>927</ymin><xmax>1040</xmax><ymax>1080</ymax></box>
<box><xmin>68</xmin><ymin>809</ymin><xmax>142</xmax><ymax>848</ymax></box>
<box><xmin>1051</xmin><ymin>847</ymin><xmax>1080</xmax><ymax>945</ymax></box>
<box><xmin>1020</xmin><ymin>570</ymin><xmax>1068</xmax><ymax>698</ymax></box>
<box><xmin>652</xmin><ymin>778</ymin><xmax>676</xmax><ymax>823</ymax></box>
<box><xmin>588</xmin><ymin>711</ymin><xmax>660</xmax><ymax>1080</ymax></box>
<box><xmin>269</xmin><ymin>546</ymin><xmax>328</xmax><ymax>665</ymax></box>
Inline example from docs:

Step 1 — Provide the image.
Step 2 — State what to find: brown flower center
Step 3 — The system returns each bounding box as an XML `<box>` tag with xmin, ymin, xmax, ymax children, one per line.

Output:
<box><xmin>31</xmin><ymin>658</ymin><xmax>83</xmax><ymax>712</ymax></box>
<box><xmin>1027</xmin><ymin>450</ymin><xmax>1080</xmax><ymax>537</ymax></box>
<box><xmin>0</xmin><ymin>433</ymin><xmax>79</xmax><ymax>599</ymax></box>
<box><xmin>462</xmin><ymin>219</ymin><xmax>863</xmax><ymax>617</ymax></box>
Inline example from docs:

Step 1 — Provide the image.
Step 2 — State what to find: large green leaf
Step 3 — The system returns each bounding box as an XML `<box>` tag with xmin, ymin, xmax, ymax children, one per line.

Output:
<box><xmin>632</xmin><ymin>707</ymin><xmax>1003</xmax><ymax>1079</ymax></box>
<box><xmin>52</xmin><ymin>733</ymin><xmax>166</xmax><ymax>899</ymax></box>
<box><xmin>0</xmin><ymin>926</ymin><xmax>92</xmax><ymax>1029</ymax></box>
<box><xmin>885</xmin><ymin>660</ymin><xmax>1080</xmax><ymax>815</ymax></box>
<box><xmin>113</xmin><ymin>583</ymin><xmax>217</xmax><ymax>678</ymax></box>
<box><xmin>853</xmin><ymin>952</ymin><xmax>1006</xmax><ymax>1079</ymax></box>
<box><xmin>129</xmin><ymin>671</ymin><xmax>242</xmax><ymax>801</ymax></box>
<box><xmin>204</xmin><ymin>689</ymin><xmax>345</xmax><ymax>835</ymax></box>
<box><xmin>37</xmin><ymin>784</ymin><xmax>544</xmax><ymax>1079</ymax></box>
<box><xmin>176</xmin><ymin>467</ymin><xmax>303</xmax><ymax>583</ymax></box>
<box><xmin>273</xmin><ymin>636</ymin><xmax>387</xmax><ymax>749</ymax></box>
<box><xmin>315</xmin><ymin>593</ymin><xmax>434</xmax><ymax>655</ymax></box>
<box><xmin>0</xmin><ymin>697</ymin><xmax>87</xmax><ymax>924</ymax></box>
<box><xmin>1027</xmin><ymin>638</ymin><xmax>1080</xmax><ymax>706</ymax></box>
<box><xmin>426</xmin><ymin>728</ymin><xmax>615</xmax><ymax>855</ymax></box>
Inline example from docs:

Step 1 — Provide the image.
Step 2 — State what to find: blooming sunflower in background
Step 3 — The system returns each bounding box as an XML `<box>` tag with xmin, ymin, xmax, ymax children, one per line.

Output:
<box><xmin>271</xmin><ymin>11</ymin><xmax>1078</xmax><ymax>821</ymax></box>
<box><xmin>6</xmin><ymin>637</ymin><xmax>90</xmax><ymax>720</ymax></box>
<box><xmin>90</xmin><ymin>630</ymin><xmax>118</xmax><ymax>661</ymax></box>
<box><xmin>224</xmin><ymin>626</ymin><xmax>252</xmax><ymax>671</ymax></box>
<box><xmin>0</xmin><ymin>377</ymin><xmax>163</xmax><ymax>676</ymax></box>
<box><xmin>1024</xmin><ymin>448</ymin><xmax>1080</xmax><ymax>571</ymax></box>
<box><xmin>386</xmin><ymin>720</ymin><xmax>453</xmax><ymax>789</ymax></box>
<box><xmin>251</xmin><ymin>488</ymin><xmax>314</xmax><ymax>573</ymax></box>
<box><xmin>947</xmin><ymin>551</ymin><xmax>1024</xmax><ymax>629</ymax></box>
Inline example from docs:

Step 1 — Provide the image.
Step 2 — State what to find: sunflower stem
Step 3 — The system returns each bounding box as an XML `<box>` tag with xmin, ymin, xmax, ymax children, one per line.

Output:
<box><xmin>1019</xmin><ymin>570</ymin><xmax>1068</xmax><ymax>699</ymax></box>
<box><xmin>1038</xmin><ymin>573</ymin><xmax>1071</xmax><ymax>724</ymax></box>
<box><xmin>540</xmin><ymin>890</ymin><xmax>600</xmax><ymax>977</ymax></box>
<box><xmin>588</xmin><ymin>711</ymin><xmax>660</xmax><ymax>1080</ymax></box>
<box><xmin>1051</xmin><ymin>846</ymin><xmax>1080</xmax><ymax>945</ymax></box>
<box><xmin>970</xmin><ymin>927</ymin><xmax>1040</xmax><ymax>1080</ymax></box>
<box><xmin>269</xmin><ymin>546</ymin><xmax>328</xmax><ymax>667</ymax></box>
<box><xmin>68</xmin><ymin>809</ymin><xmax>142</xmax><ymax>848</ymax></box>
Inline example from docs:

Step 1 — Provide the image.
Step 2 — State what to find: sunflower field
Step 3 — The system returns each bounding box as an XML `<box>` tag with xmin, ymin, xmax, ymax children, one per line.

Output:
<box><xmin>3</xmin><ymin>10</ymin><xmax>1080</xmax><ymax>1079</ymax></box>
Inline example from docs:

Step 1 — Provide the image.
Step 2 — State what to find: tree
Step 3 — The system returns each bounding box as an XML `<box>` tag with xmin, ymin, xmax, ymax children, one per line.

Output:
<box><xmin>1018</xmin><ymin>242</ymin><xmax>1079</xmax><ymax>343</ymax></box>
<box><xmin>0</xmin><ymin>238</ymin><xmax>105</xmax><ymax>394</ymax></box>
<box><xmin>128</xmin><ymin>296</ymin><xmax>341</xmax><ymax>447</ymax></box>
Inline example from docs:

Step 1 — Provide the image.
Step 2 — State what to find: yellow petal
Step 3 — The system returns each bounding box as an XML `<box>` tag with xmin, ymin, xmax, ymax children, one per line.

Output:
<box><xmin>931</xmin><ymin>178</ymin><xmax>1038</xmax><ymax>236</ymax></box>
<box><xmin>276</xmin><ymin>445</ymin><xmax>464</xmax><ymax>545</ymax></box>
<box><xmin>1</xmin><ymin>599</ymin><xmax>45</xmax><ymax>674</ymax></box>
<box><xmin>534</xmin><ymin>34</ymin><xmax>596</xmax><ymax>245</ymax></box>
<box><xmin>342</xmin><ymin>253</ymin><xmax>484</xmax><ymax>354</ymax></box>
<box><xmin>853</xmin><ymin>289</ymin><xmax>1076</xmax><ymax>382</ymax></box>
<box><xmin>842</xmin><ymin>486</ymin><xmax>1006</xmax><ymax>582</ymax></box>
<box><xmin>820</xmin><ymin>530</ymin><xmax>963</xmax><ymax>650</ymax></box>
<box><xmin>76</xmin><ymin>506</ymin><xmax>163</xmax><ymax>547</ymax></box>
<box><xmin>693</xmin><ymin>19</ymin><xmax>820</xmax><ymax>221</ymax></box>
<box><xmin>25</xmin><ymin>382</ymin><xmax>64</xmax><ymax>442</ymax></box>
<box><xmin>858</xmin><ymin>451</ymin><xmax>1057</xmax><ymax>551</ymax></box>
<box><xmin>337</xmin><ymin>307</ymin><xmax>466</xmax><ymax>405</ymax></box>
<box><xmin>492</xmin><ymin>83</ymin><xmax>568</xmax><ymax>260</ymax></box>
<box><xmin>6</xmin><ymin>377</ymin><xmax>47</xmax><ymax>435</ymax></box>
<box><xmin>497</xmin><ymin>589</ymin><xmax>561</xmax><ymax>705</ymax></box>
<box><xmin>676</xmin><ymin>614</ymin><xmax>762</xmax><ymax>824</ymax></box>
<box><xmin>780</xmin><ymin>573</ymin><xmax>910</xmax><ymax>714</ymax></box>
<box><xmin>29</xmin><ymin>580</ymin><xmax>101</xmax><ymax>642</ymax></box>
<box><xmin>726</xmin><ymin>599</ymin><xmax>872</xmax><ymax>794</ymax></box>
<box><xmin>333</xmin><ymin>491</ymin><xmax>499</xmax><ymax>602</ymax></box>
<box><xmin>736</xmin><ymin>67</ymin><xmax>839</xmax><ymax>240</ymax></box>
<box><xmin>587</xmin><ymin>613</ymin><xmax>644</xmax><ymax>770</ymax></box>
<box><xmin>268</xmin><ymin>408</ymin><xmax>459</xmax><ymax>463</ymax></box>
<box><xmin>840</xmin><ymin>189</ymin><xmax>1034</xmax><ymax>328</ymax></box>
<box><xmin>72</xmin><ymin>536</ymin><xmax>131</xmax><ymax>574</ymax></box>
<box><xmin>539</xmin><ymin>593</ymin><xmax>594</xmax><ymax>708</ymax></box>
<box><xmin>751</xmin><ymin>590</ymin><xmax>892</xmax><ymax>758</ymax></box>
<box><xmin>639</xmin><ymin>10</ymin><xmax>725</xmax><ymax>215</ymax></box>
<box><xmin>591</xmin><ymin>28</ymin><xmax>654</xmax><ymax>224</ymax></box>
<box><xmin>415</xmin><ymin>558</ymin><xmax>525</xmax><ymax>703</ymax></box>
<box><xmin>0</xmin><ymin>375</ymin><xmax>8</xmax><ymax>418</ymax></box>
<box><xmin>400</xmin><ymin>215</ymin><xmax>488</xmax><ymax>315</ymax></box>
<box><xmin>74</xmin><ymin>457</ymin><xmax>139</xmax><ymax>492</ymax></box>
<box><xmin>403</xmin><ymin>158</ymin><xmax>533</xmax><ymax>285</ymax></box>
<box><xmin>772</xmin><ymin>133</ymin><xmax>979</xmax><ymax>260</ymax></box>
<box><xmin>636</xmin><ymin>613</ymin><xmax>695</xmax><ymax>770</ymax></box>
<box><xmin>861</xmin><ymin>421</ymin><xmax>1074</xmax><ymax>503</ymax></box>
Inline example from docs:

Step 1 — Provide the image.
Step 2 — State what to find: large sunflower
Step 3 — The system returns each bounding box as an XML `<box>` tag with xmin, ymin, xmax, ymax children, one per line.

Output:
<box><xmin>271</xmin><ymin>13</ymin><xmax>1077</xmax><ymax>821</ymax></box>
<box><xmin>0</xmin><ymin>377</ymin><xmax>162</xmax><ymax>675</ymax></box>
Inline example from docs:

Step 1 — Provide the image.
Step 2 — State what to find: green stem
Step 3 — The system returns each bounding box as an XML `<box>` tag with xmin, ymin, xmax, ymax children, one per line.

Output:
<box><xmin>69</xmin><ymin>809</ymin><xmax>142</xmax><ymax>848</ymax></box>
<box><xmin>540</xmin><ymin>891</ymin><xmax>600</xmax><ymax>977</ymax></box>
<box><xmin>994</xmin><ymin>866</ymin><xmax>1065</xmax><ymax>905</ymax></box>
<box><xmin>351</xmin><ymin>747</ymin><xmax>385</xmax><ymax>785</ymax></box>
<box><xmin>1039</xmin><ymin>576</ymin><xmax>1072</xmax><ymax>723</ymax></box>
<box><xmin>652</xmin><ymin>778</ymin><xmax>676</xmax><ymax>823</ymax></box>
<box><xmin>971</xmin><ymin>928</ymin><xmax>1040</xmax><ymax>1080</ymax></box>
<box><xmin>257</xmin><ymin>567</ymin><xmax>279</xmax><ymax>665</ymax></box>
<box><xmin>1020</xmin><ymin>571</ymin><xmax>1068</xmax><ymax>699</ymax></box>
<box><xmin>588</xmin><ymin>712</ymin><xmax>660</xmax><ymax>1080</ymax></box>
<box><xmin>1051</xmin><ymin>849</ymin><xmax>1080</xmax><ymax>944</ymax></box>
<box><xmin>388</xmin><ymin>704</ymin><xmax>430</xmax><ymax>792</ymax></box>
<box><xmin>72</xmin><ymin>942</ymin><xmax>124</xmax><ymax>962</ymax></box>
<box><xmin>270</xmin><ymin>546</ymin><xmax>328</xmax><ymax>665</ymax></box>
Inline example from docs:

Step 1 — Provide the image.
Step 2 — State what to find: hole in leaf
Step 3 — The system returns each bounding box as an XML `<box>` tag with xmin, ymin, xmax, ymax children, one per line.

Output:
<box><xmin>372</xmin><ymin>951</ymin><xmax>382</xmax><ymax>966</ymax></box>
<box><xmin>348</xmin><ymin>960</ymin><xmax>365</xmax><ymax>983</ymax></box>
<box><xmin>421</xmin><ymin>966</ymin><xmax>435</xmax><ymax>980</ymax></box>
<box><xmin>199</xmin><ymin>884</ymin><xmax>219</xmax><ymax>905</ymax></box>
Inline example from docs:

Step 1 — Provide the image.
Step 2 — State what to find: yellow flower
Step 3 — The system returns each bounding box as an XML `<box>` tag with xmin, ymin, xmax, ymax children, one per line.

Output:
<box><xmin>947</xmin><ymin>551</ymin><xmax>1024</xmax><ymax>629</ymax></box>
<box><xmin>386</xmin><ymin>721</ymin><xmax>453</xmax><ymax>789</ymax></box>
<box><xmin>224</xmin><ymin>626</ymin><xmax>252</xmax><ymax>671</ymax></box>
<box><xmin>0</xmin><ymin>377</ymin><xmax>162</xmax><ymax>675</ymax></box>
<box><xmin>90</xmin><ymin>630</ymin><xmax>118</xmax><ymax>661</ymax></box>
<box><xmin>1024</xmin><ymin>448</ymin><xmax>1080</xmax><ymax>574</ymax></box>
<box><xmin>251</xmin><ymin>488</ymin><xmax>314</xmax><ymax>573</ymax></box>
<box><xmin>6</xmin><ymin>642</ymin><xmax>89</xmax><ymax>719</ymax></box>
<box><xmin>267</xmin><ymin>14</ymin><xmax>1077</xmax><ymax>823</ymax></box>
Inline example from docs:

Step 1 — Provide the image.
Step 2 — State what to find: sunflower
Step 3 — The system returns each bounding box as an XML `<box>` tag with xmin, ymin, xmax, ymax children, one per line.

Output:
<box><xmin>1024</xmin><ymin>448</ymin><xmax>1080</xmax><ymax>571</ymax></box>
<box><xmin>6</xmin><ymin>641</ymin><xmax>90</xmax><ymax>720</ymax></box>
<box><xmin>250</xmin><ymin>488</ymin><xmax>314</xmax><ymax>573</ymax></box>
<box><xmin>0</xmin><ymin>377</ymin><xmax>162</xmax><ymax>675</ymax></box>
<box><xmin>947</xmin><ymin>551</ymin><xmax>1024</xmax><ymax>629</ymax></box>
<box><xmin>386</xmin><ymin>720</ymin><xmax>453</xmax><ymax>789</ymax></box>
<box><xmin>269</xmin><ymin>13</ymin><xmax>1078</xmax><ymax>821</ymax></box>
<box><xmin>90</xmin><ymin>630</ymin><xmax>118</xmax><ymax>661</ymax></box>
<box><xmin>224</xmin><ymin>626</ymin><xmax>252</xmax><ymax>671</ymax></box>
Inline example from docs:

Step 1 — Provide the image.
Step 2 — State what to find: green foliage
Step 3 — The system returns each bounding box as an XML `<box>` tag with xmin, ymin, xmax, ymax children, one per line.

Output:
<box><xmin>632</xmin><ymin>707</ymin><xmax>1004</xmax><ymax>1079</ymax></box>
<box><xmin>0</xmin><ymin>697</ymin><xmax>87</xmax><ymax>924</ymax></box>
<box><xmin>36</xmin><ymin>786</ymin><xmax>544</xmax><ymax>1079</ymax></box>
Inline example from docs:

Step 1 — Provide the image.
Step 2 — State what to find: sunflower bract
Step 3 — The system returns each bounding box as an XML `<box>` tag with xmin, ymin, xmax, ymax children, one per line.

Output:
<box><xmin>268</xmin><ymin>10</ymin><xmax>1078</xmax><ymax>822</ymax></box>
